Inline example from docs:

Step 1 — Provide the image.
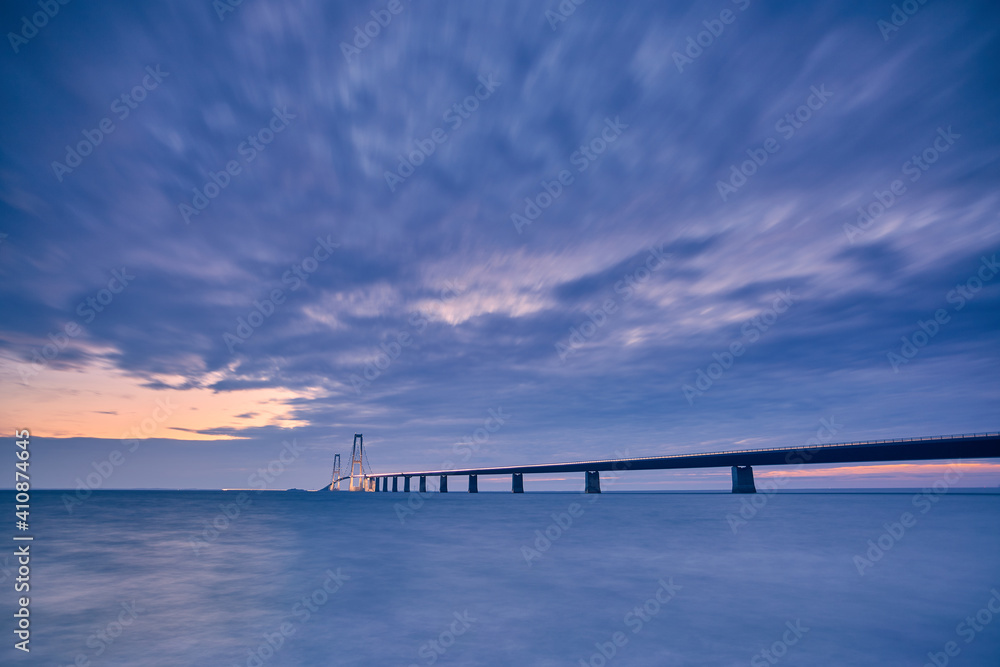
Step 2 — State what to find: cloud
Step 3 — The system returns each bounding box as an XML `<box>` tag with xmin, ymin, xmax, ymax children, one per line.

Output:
<box><xmin>1</xmin><ymin>0</ymin><xmax>997</xmax><ymax>487</ymax></box>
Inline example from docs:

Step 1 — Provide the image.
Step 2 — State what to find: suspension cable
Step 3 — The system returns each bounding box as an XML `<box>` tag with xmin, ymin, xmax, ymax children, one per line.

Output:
<box><xmin>362</xmin><ymin>446</ymin><xmax>374</xmax><ymax>476</ymax></box>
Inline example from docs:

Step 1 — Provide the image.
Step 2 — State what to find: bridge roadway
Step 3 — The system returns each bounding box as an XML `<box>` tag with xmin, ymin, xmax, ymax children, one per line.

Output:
<box><xmin>355</xmin><ymin>432</ymin><xmax>1000</xmax><ymax>493</ymax></box>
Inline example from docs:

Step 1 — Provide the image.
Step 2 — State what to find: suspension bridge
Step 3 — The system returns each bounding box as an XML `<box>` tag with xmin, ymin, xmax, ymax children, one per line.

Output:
<box><xmin>327</xmin><ymin>432</ymin><xmax>1000</xmax><ymax>493</ymax></box>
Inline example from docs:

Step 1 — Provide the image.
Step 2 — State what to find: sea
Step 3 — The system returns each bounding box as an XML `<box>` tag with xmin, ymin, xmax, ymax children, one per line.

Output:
<box><xmin>3</xmin><ymin>489</ymin><xmax>999</xmax><ymax>666</ymax></box>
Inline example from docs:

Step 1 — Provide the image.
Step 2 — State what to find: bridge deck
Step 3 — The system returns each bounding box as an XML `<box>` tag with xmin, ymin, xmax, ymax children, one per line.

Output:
<box><xmin>367</xmin><ymin>433</ymin><xmax>1000</xmax><ymax>479</ymax></box>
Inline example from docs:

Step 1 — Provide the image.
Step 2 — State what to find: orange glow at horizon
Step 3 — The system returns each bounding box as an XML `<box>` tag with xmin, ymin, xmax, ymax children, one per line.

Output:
<box><xmin>755</xmin><ymin>462</ymin><xmax>1000</xmax><ymax>478</ymax></box>
<box><xmin>0</xmin><ymin>356</ymin><xmax>317</xmax><ymax>440</ymax></box>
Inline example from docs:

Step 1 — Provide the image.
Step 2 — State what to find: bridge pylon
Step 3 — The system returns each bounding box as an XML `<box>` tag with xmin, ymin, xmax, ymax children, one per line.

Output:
<box><xmin>512</xmin><ymin>473</ymin><xmax>524</xmax><ymax>493</ymax></box>
<box><xmin>731</xmin><ymin>465</ymin><xmax>757</xmax><ymax>493</ymax></box>
<box><xmin>348</xmin><ymin>434</ymin><xmax>366</xmax><ymax>491</ymax></box>
<box><xmin>329</xmin><ymin>454</ymin><xmax>341</xmax><ymax>491</ymax></box>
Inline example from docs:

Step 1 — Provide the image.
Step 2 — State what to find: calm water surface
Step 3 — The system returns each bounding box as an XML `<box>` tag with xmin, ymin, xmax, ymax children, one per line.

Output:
<box><xmin>3</xmin><ymin>490</ymin><xmax>999</xmax><ymax>666</ymax></box>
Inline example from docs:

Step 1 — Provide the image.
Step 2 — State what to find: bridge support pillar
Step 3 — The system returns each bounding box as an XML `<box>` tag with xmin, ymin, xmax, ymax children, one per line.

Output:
<box><xmin>585</xmin><ymin>471</ymin><xmax>601</xmax><ymax>493</ymax></box>
<box><xmin>512</xmin><ymin>473</ymin><xmax>524</xmax><ymax>493</ymax></box>
<box><xmin>419</xmin><ymin>476</ymin><xmax>426</xmax><ymax>493</ymax></box>
<box><xmin>404</xmin><ymin>476</ymin><xmax>411</xmax><ymax>492</ymax></box>
<box><xmin>380</xmin><ymin>478</ymin><xmax>386</xmax><ymax>492</ymax></box>
<box><xmin>468</xmin><ymin>474</ymin><xmax>478</xmax><ymax>493</ymax></box>
<box><xmin>731</xmin><ymin>466</ymin><xmax>757</xmax><ymax>493</ymax></box>
<box><xmin>392</xmin><ymin>477</ymin><xmax>398</xmax><ymax>492</ymax></box>
<box><xmin>440</xmin><ymin>475</ymin><xmax>448</xmax><ymax>492</ymax></box>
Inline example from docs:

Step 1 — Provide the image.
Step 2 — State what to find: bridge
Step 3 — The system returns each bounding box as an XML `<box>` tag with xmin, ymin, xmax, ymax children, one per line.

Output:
<box><xmin>331</xmin><ymin>432</ymin><xmax>1000</xmax><ymax>493</ymax></box>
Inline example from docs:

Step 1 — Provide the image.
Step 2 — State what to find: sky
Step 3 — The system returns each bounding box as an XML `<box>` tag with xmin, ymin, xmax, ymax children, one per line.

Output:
<box><xmin>1</xmin><ymin>0</ymin><xmax>998</xmax><ymax>491</ymax></box>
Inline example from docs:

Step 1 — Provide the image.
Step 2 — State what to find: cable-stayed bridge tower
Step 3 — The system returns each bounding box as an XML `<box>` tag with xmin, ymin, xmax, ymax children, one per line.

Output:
<box><xmin>348</xmin><ymin>433</ymin><xmax>365</xmax><ymax>491</ymax></box>
<box><xmin>329</xmin><ymin>454</ymin><xmax>341</xmax><ymax>491</ymax></box>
